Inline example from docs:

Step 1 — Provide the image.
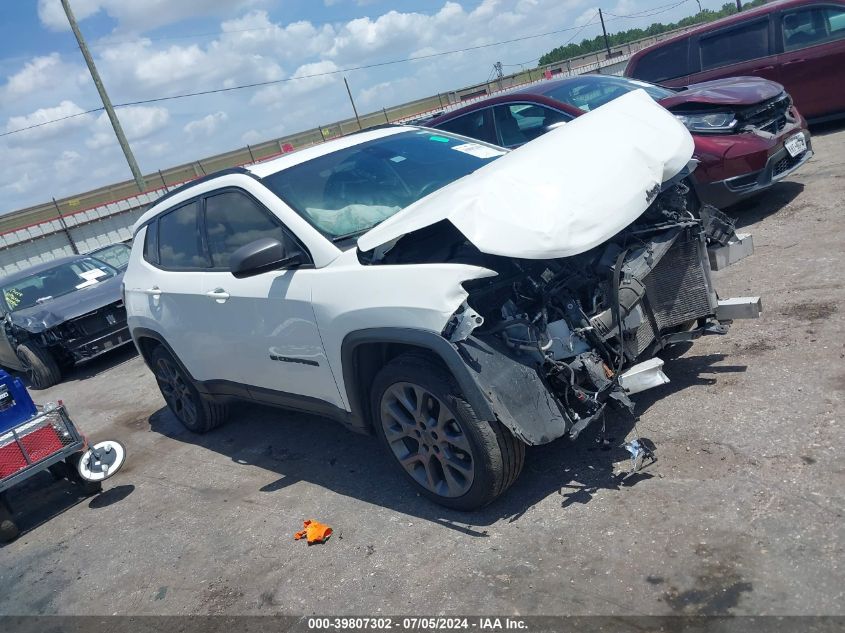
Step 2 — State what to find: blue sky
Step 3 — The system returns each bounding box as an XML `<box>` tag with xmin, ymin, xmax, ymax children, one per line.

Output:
<box><xmin>0</xmin><ymin>0</ymin><xmax>730</xmax><ymax>214</ymax></box>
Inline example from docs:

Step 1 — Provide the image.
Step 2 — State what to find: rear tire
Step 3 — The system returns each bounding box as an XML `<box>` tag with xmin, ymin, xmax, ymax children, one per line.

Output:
<box><xmin>16</xmin><ymin>342</ymin><xmax>61</xmax><ymax>389</ymax></box>
<box><xmin>150</xmin><ymin>346</ymin><xmax>228</xmax><ymax>433</ymax></box>
<box><xmin>371</xmin><ymin>353</ymin><xmax>525</xmax><ymax>511</ymax></box>
<box><xmin>0</xmin><ymin>500</ymin><xmax>19</xmax><ymax>542</ymax></box>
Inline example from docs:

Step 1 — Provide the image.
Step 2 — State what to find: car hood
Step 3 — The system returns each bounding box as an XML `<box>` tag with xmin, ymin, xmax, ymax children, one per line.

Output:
<box><xmin>8</xmin><ymin>273</ymin><xmax>124</xmax><ymax>333</ymax></box>
<box><xmin>658</xmin><ymin>76</ymin><xmax>784</xmax><ymax>109</ymax></box>
<box><xmin>358</xmin><ymin>89</ymin><xmax>694</xmax><ymax>260</ymax></box>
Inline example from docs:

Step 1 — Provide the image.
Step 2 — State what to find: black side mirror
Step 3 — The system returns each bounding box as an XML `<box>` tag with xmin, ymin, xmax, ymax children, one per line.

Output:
<box><xmin>230</xmin><ymin>237</ymin><xmax>303</xmax><ymax>279</ymax></box>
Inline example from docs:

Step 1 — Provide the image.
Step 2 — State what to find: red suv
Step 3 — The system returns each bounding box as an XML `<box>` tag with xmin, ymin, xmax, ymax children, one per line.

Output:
<box><xmin>427</xmin><ymin>74</ymin><xmax>812</xmax><ymax>209</ymax></box>
<box><xmin>625</xmin><ymin>0</ymin><xmax>845</xmax><ymax>121</ymax></box>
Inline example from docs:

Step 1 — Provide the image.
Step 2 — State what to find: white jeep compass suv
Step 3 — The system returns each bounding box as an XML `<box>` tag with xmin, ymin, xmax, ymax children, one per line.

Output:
<box><xmin>124</xmin><ymin>91</ymin><xmax>759</xmax><ymax>510</ymax></box>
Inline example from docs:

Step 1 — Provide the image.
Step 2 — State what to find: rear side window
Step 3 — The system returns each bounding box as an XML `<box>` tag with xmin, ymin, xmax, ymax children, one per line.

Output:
<box><xmin>143</xmin><ymin>221</ymin><xmax>159</xmax><ymax>265</ymax></box>
<box><xmin>492</xmin><ymin>104</ymin><xmax>570</xmax><ymax>147</ymax></box>
<box><xmin>435</xmin><ymin>109</ymin><xmax>497</xmax><ymax>144</ymax></box>
<box><xmin>700</xmin><ymin>20</ymin><xmax>771</xmax><ymax>70</ymax></box>
<box><xmin>204</xmin><ymin>191</ymin><xmax>291</xmax><ymax>269</ymax></box>
<box><xmin>782</xmin><ymin>5</ymin><xmax>845</xmax><ymax>50</ymax></box>
<box><xmin>157</xmin><ymin>201</ymin><xmax>208</xmax><ymax>269</ymax></box>
<box><xmin>629</xmin><ymin>38</ymin><xmax>690</xmax><ymax>82</ymax></box>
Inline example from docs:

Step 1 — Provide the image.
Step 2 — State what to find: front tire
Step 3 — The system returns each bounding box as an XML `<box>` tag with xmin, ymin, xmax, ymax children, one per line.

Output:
<box><xmin>150</xmin><ymin>346</ymin><xmax>228</xmax><ymax>433</ymax></box>
<box><xmin>371</xmin><ymin>353</ymin><xmax>525</xmax><ymax>511</ymax></box>
<box><xmin>16</xmin><ymin>342</ymin><xmax>61</xmax><ymax>389</ymax></box>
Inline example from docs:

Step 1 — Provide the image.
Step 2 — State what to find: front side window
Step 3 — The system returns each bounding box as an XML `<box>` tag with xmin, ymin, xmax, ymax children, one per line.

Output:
<box><xmin>542</xmin><ymin>76</ymin><xmax>676</xmax><ymax>112</ymax></box>
<box><xmin>783</xmin><ymin>5</ymin><xmax>845</xmax><ymax>50</ymax></box>
<box><xmin>630</xmin><ymin>38</ymin><xmax>690</xmax><ymax>82</ymax></box>
<box><xmin>700</xmin><ymin>20</ymin><xmax>771</xmax><ymax>70</ymax></box>
<box><xmin>492</xmin><ymin>104</ymin><xmax>571</xmax><ymax>147</ymax></box>
<box><xmin>157</xmin><ymin>201</ymin><xmax>208</xmax><ymax>269</ymax></box>
<box><xmin>204</xmin><ymin>191</ymin><xmax>293</xmax><ymax>269</ymax></box>
<box><xmin>1</xmin><ymin>258</ymin><xmax>117</xmax><ymax>312</ymax></box>
<box><xmin>434</xmin><ymin>110</ymin><xmax>497</xmax><ymax>144</ymax></box>
<box><xmin>261</xmin><ymin>130</ymin><xmax>503</xmax><ymax>240</ymax></box>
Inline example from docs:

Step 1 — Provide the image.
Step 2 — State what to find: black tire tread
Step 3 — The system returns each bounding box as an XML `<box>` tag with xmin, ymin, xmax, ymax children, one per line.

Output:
<box><xmin>150</xmin><ymin>345</ymin><xmax>228</xmax><ymax>433</ymax></box>
<box><xmin>0</xmin><ymin>503</ymin><xmax>18</xmax><ymax>542</ymax></box>
<box><xmin>16</xmin><ymin>342</ymin><xmax>61</xmax><ymax>389</ymax></box>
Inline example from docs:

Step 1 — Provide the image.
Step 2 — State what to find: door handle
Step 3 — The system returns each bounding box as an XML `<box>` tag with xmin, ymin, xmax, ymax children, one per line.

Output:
<box><xmin>144</xmin><ymin>286</ymin><xmax>161</xmax><ymax>297</ymax></box>
<box><xmin>206</xmin><ymin>288</ymin><xmax>230</xmax><ymax>303</ymax></box>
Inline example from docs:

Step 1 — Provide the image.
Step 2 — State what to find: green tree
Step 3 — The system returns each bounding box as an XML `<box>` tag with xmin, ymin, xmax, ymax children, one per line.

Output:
<box><xmin>538</xmin><ymin>1</ymin><xmax>767</xmax><ymax>67</ymax></box>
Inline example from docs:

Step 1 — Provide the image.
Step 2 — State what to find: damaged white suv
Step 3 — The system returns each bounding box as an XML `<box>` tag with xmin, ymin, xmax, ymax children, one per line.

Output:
<box><xmin>124</xmin><ymin>91</ymin><xmax>760</xmax><ymax>510</ymax></box>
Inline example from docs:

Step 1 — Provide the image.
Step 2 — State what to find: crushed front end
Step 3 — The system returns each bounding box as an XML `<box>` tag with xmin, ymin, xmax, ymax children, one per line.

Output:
<box><xmin>444</xmin><ymin>183</ymin><xmax>761</xmax><ymax>446</ymax></box>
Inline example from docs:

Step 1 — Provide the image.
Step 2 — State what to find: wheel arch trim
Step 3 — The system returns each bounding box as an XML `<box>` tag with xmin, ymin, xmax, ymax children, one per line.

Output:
<box><xmin>340</xmin><ymin>328</ymin><xmax>497</xmax><ymax>427</ymax></box>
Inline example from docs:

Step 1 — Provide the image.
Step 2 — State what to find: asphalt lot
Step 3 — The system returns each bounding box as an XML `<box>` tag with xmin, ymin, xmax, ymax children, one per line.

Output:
<box><xmin>1</xmin><ymin>125</ymin><xmax>843</xmax><ymax>617</ymax></box>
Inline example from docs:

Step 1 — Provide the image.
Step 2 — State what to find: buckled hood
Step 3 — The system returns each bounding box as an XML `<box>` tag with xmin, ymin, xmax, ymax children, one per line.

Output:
<box><xmin>357</xmin><ymin>89</ymin><xmax>695</xmax><ymax>260</ymax></box>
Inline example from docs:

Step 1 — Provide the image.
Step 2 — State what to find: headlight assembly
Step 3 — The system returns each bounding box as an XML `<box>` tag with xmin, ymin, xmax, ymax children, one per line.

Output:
<box><xmin>675</xmin><ymin>111</ymin><xmax>737</xmax><ymax>133</ymax></box>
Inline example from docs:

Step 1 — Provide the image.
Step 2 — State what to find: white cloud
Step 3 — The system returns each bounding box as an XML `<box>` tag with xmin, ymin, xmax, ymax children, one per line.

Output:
<box><xmin>184</xmin><ymin>111</ymin><xmax>228</xmax><ymax>140</ymax></box>
<box><xmin>7</xmin><ymin>0</ymin><xmax>713</xmax><ymax>213</ymax></box>
<box><xmin>2</xmin><ymin>53</ymin><xmax>63</xmax><ymax>98</ymax></box>
<box><xmin>4</xmin><ymin>100</ymin><xmax>94</xmax><ymax>141</ymax></box>
<box><xmin>54</xmin><ymin>150</ymin><xmax>83</xmax><ymax>182</ymax></box>
<box><xmin>251</xmin><ymin>60</ymin><xmax>340</xmax><ymax>109</ymax></box>
<box><xmin>86</xmin><ymin>105</ymin><xmax>169</xmax><ymax>149</ymax></box>
<box><xmin>37</xmin><ymin>0</ymin><xmax>259</xmax><ymax>33</ymax></box>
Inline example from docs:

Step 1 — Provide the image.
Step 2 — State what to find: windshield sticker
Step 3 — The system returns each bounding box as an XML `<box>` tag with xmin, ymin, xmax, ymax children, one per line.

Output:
<box><xmin>451</xmin><ymin>143</ymin><xmax>505</xmax><ymax>159</ymax></box>
<box><xmin>3</xmin><ymin>289</ymin><xmax>22</xmax><ymax>310</ymax></box>
<box><xmin>75</xmin><ymin>280</ymin><xmax>99</xmax><ymax>289</ymax></box>
<box><xmin>428</xmin><ymin>135</ymin><xmax>451</xmax><ymax>143</ymax></box>
<box><xmin>389</xmin><ymin>155</ymin><xmax>407</xmax><ymax>163</ymax></box>
<box><xmin>79</xmin><ymin>269</ymin><xmax>107</xmax><ymax>282</ymax></box>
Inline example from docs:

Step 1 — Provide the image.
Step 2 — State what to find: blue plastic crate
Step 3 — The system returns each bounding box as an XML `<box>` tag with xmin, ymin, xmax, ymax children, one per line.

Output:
<box><xmin>0</xmin><ymin>370</ymin><xmax>38</xmax><ymax>434</ymax></box>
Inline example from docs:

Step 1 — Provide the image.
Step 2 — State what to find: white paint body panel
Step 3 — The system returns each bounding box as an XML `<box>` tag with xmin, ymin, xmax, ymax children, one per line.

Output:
<box><xmin>358</xmin><ymin>90</ymin><xmax>695</xmax><ymax>259</ymax></box>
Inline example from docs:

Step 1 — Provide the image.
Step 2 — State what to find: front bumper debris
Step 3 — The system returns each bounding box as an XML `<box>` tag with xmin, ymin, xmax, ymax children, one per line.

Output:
<box><xmin>716</xmin><ymin>297</ymin><xmax>763</xmax><ymax>321</ymax></box>
<box><xmin>708</xmin><ymin>233</ymin><xmax>754</xmax><ymax>270</ymax></box>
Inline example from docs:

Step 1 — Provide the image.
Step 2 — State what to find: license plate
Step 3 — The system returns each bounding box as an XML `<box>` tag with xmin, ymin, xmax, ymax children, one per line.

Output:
<box><xmin>784</xmin><ymin>133</ymin><xmax>806</xmax><ymax>158</ymax></box>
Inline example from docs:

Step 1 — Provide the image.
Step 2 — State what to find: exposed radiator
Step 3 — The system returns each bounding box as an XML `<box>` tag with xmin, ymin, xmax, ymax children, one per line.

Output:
<box><xmin>630</xmin><ymin>231</ymin><xmax>713</xmax><ymax>356</ymax></box>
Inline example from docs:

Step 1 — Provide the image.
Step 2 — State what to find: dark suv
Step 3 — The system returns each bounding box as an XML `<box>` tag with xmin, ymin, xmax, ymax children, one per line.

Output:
<box><xmin>625</xmin><ymin>0</ymin><xmax>845</xmax><ymax>121</ymax></box>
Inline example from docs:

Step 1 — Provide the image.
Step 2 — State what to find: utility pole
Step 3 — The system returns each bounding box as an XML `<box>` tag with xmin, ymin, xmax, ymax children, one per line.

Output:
<box><xmin>736</xmin><ymin>0</ymin><xmax>743</xmax><ymax>11</ymax></box>
<box><xmin>61</xmin><ymin>0</ymin><xmax>146</xmax><ymax>192</ymax></box>
<box><xmin>598</xmin><ymin>8</ymin><xmax>612</xmax><ymax>58</ymax></box>
<box><xmin>344</xmin><ymin>77</ymin><xmax>362</xmax><ymax>130</ymax></box>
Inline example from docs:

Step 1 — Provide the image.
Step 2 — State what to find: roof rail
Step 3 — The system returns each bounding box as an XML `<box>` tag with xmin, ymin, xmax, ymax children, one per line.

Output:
<box><xmin>148</xmin><ymin>166</ymin><xmax>257</xmax><ymax>209</ymax></box>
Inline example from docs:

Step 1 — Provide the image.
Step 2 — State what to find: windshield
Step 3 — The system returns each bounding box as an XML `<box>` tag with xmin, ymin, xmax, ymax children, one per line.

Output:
<box><xmin>260</xmin><ymin>130</ymin><xmax>504</xmax><ymax>240</ymax></box>
<box><xmin>90</xmin><ymin>243</ymin><xmax>131</xmax><ymax>270</ymax></box>
<box><xmin>1</xmin><ymin>258</ymin><xmax>118</xmax><ymax>312</ymax></box>
<box><xmin>542</xmin><ymin>76</ymin><xmax>676</xmax><ymax>112</ymax></box>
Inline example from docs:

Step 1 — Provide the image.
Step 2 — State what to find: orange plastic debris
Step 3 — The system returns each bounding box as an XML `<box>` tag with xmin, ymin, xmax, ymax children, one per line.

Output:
<box><xmin>293</xmin><ymin>519</ymin><xmax>333</xmax><ymax>545</ymax></box>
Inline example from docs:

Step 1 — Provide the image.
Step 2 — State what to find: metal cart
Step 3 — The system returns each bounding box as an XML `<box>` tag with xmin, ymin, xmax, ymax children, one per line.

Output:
<box><xmin>0</xmin><ymin>370</ymin><xmax>125</xmax><ymax>541</ymax></box>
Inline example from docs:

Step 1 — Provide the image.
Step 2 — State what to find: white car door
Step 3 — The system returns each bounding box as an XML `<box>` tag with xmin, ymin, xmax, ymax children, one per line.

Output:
<box><xmin>196</xmin><ymin>189</ymin><xmax>343</xmax><ymax>409</ymax></box>
<box><xmin>127</xmin><ymin>200</ymin><xmax>211</xmax><ymax>378</ymax></box>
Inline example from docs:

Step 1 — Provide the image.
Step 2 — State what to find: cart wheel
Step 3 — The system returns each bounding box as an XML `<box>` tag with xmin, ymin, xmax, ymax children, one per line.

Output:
<box><xmin>65</xmin><ymin>454</ymin><xmax>103</xmax><ymax>496</ymax></box>
<box><xmin>0</xmin><ymin>504</ymin><xmax>19</xmax><ymax>542</ymax></box>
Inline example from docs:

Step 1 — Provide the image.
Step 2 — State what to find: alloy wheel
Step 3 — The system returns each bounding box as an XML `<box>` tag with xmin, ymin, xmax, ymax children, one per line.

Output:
<box><xmin>154</xmin><ymin>357</ymin><xmax>198</xmax><ymax>427</ymax></box>
<box><xmin>380</xmin><ymin>381</ymin><xmax>474</xmax><ymax>498</ymax></box>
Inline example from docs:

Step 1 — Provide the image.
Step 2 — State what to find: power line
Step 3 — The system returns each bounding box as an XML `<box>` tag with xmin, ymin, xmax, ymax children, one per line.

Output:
<box><xmin>0</xmin><ymin>107</ymin><xmax>103</xmax><ymax>138</ymax></box>
<box><xmin>4</xmin><ymin>1</ymin><xmax>698</xmax><ymax>138</ymax></box>
<box><xmin>604</xmin><ymin>0</ymin><xmax>692</xmax><ymax>19</ymax></box>
<box><xmin>109</xmin><ymin>22</ymin><xmax>606</xmax><ymax>107</ymax></box>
